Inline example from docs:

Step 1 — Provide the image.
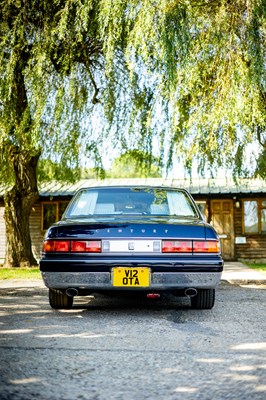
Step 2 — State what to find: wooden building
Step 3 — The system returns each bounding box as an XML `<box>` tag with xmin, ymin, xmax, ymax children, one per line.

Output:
<box><xmin>0</xmin><ymin>178</ymin><xmax>266</xmax><ymax>264</ymax></box>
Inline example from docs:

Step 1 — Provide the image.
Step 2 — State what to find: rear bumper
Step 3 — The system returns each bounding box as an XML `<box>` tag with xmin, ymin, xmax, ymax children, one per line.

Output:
<box><xmin>41</xmin><ymin>270</ymin><xmax>222</xmax><ymax>291</ymax></box>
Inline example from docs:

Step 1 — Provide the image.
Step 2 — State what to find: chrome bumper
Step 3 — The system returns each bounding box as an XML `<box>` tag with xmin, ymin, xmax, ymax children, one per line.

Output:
<box><xmin>41</xmin><ymin>271</ymin><xmax>222</xmax><ymax>290</ymax></box>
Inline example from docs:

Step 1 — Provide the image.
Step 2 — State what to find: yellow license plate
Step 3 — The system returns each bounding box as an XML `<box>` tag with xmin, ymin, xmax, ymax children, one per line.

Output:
<box><xmin>112</xmin><ymin>267</ymin><xmax>150</xmax><ymax>287</ymax></box>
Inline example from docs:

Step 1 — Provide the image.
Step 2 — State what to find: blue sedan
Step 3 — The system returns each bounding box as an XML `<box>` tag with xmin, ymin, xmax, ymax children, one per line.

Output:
<box><xmin>40</xmin><ymin>186</ymin><xmax>223</xmax><ymax>309</ymax></box>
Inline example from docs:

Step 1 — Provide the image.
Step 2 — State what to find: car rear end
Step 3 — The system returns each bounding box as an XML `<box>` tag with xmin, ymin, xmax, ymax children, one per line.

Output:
<box><xmin>40</xmin><ymin>186</ymin><xmax>223</xmax><ymax>309</ymax></box>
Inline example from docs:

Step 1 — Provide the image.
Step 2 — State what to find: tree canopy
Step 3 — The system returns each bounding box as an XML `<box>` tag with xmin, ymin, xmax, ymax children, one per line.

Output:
<box><xmin>116</xmin><ymin>0</ymin><xmax>266</xmax><ymax>177</ymax></box>
<box><xmin>105</xmin><ymin>150</ymin><xmax>162</xmax><ymax>178</ymax></box>
<box><xmin>0</xmin><ymin>0</ymin><xmax>266</xmax><ymax>266</ymax></box>
<box><xmin>1</xmin><ymin>0</ymin><xmax>266</xmax><ymax>181</ymax></box>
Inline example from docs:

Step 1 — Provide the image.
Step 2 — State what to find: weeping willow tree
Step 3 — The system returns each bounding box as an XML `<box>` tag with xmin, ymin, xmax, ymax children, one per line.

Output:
<box><xmin>0</xmin><ymin>0</ymin><xmax>265</xmax><ymax>266</ymax></box>
<box><xmin>0</xmin><ymin>0</ymin><xmax>130</xmax><ymax>267</ymax></box>
<box><xmin>118</xmin><ymin>0</ymin><xmax>266</xmax><ymax>175</ymax></box>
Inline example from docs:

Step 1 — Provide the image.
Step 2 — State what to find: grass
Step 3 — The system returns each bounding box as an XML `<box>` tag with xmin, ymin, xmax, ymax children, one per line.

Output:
<box><xmin>0</xmin><ymin>264</ymin><xmax>265</xmax><ymax>280</ymax></box>
<box><xmin>246</xmin><ymin>263</ymin><xmax>266</xmax><ymax>272</ymax></box>
<box><xmin>0</xmin><ymin>267</ymin><xmax>41</xmax><ymax>280</ymax></box>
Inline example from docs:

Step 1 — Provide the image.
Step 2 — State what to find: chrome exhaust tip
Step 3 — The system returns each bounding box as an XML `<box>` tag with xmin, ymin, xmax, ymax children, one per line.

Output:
<box><xmin>66</xmin><ymin>288</ymin><xmax>78</xmax><ymax>297</ymax></box>
<box><xmin>184</xmin><ymin>288</ymin><xmax>198</xmax><ymax>298</ymax></box>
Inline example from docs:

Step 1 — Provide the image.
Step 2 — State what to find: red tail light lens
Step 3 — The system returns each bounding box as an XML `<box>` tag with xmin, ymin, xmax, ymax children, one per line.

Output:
<box><xmin>193</xmin><ymin>240</ymin><xmax>220</xmax><ymax>253</ymax></box>
<box><xmin>162</xmin><ymin>240</ymin><xmax>193</xmax><ymax>253</ymax></box>
<box><xmin>43</xmin><ymin>240</ymin><xmax>71</xmax><ymax>252</ymax></box>
<box><xmin>54</xmin><ymin>241</ymin><xmax>71</xmax><ymax>252</ymax></box>
<box><xmin>43</xmin><ymin>240</ymin><xmax>56</xmax><ymax>252</ymax></box>
<box><xmin>162</xmin><ymin>240</ymin><xmax>220</xmax><ymax>253</ymax></box>
<box><xmin>71</xmin><ymin>241</ymin><xmax>101</xmax><ymax>253</ymax></box>
<box><xmin>71</xmin><ymin>241</ymin><xmax>87</xmax><ymax>252</ymax></box>
<box><xmin>43</xmin><ymin>240</ymin><xmax>101</xmax><ymax>253</ymax></box>
<box><xmin>86</xmin><ymin>241</ymin><xmax>101</xmax><ymax>252</ymax></box>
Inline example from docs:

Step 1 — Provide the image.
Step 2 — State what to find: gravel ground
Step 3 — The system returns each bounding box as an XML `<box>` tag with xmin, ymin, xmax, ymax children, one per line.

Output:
<box><xmin>0</xmin><ymin>281</ymin><xmax>265</xmax><ymax>400</ymax></box>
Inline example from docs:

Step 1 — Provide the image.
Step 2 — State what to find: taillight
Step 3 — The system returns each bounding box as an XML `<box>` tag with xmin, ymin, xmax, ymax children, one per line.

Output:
<box><xmin>162</xmin><ymin>240</ymin><xmax>192</xmax><ymax>253</ymax></box>
<box><xmin>71</xmin><ymin>241</ymin><xmax>87</xmax><ymax>252</ymax></box>
<box><xmin>193</xmin><ymin>240</ymin><xmax>220</xmax><ymax>253</ymax></box>
<box><xmin>43</xmin><ymin>240</ymin><xmax>71</xmax><ymax>252</ymax></box>
<box><xmin>43</xmin><ymin>240</ymin><xmax>101</xmax><ymax>253</ymax></box>
<box><xmin>162</xmin><ymin>240</ymin><xmax>220</xmax><ymax>253</ymax></box>
<box><xmin>71</xmin><ymin>241</ymin><xmax>101</xmax><ymax>253</ymax></box>
<box><xmin>54</xmin><ymin>241</ymin><xmax>71</xmax><ymax>252</ymax></box>
<box><xmin>43</xmin><ymin>240</ymin><xmax>56</xmax><ymax>252</ymax></box>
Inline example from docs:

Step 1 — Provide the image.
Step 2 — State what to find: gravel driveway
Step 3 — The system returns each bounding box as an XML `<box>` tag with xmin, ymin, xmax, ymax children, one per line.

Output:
<box><xmin>0</xmin><ymin>281</ymin><xmax>265</xmax><ymax>399</ymax></box>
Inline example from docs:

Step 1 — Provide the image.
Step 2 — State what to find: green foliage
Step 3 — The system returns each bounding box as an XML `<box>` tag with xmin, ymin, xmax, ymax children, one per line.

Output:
<box><xmin>0</xmin><ymin>1</ymin><xmax>119</xmax><ymax>184</ymax></box>
<box><xmin>246</xmin><ymin>264</ymin><xmax>266</xmax><ymax>271</ymax></box>
<box><xmin>0</xmin><ymin>0</ymin><xmax>266</xmax><ymax>182</ymax></box>
<box><xmin>37</xmin><ymin>159</ymin><xmax>81</xmax><ymax>182</ymax></box>
<box><xmin>256</xmin><ymin>149</ymin><xmax>266</xmax><ymax>179</ymax></box>
<box><xmin>120</xmin><ymin>0</ymin><xmax>266</xmax><ymax>176</ymax></box>
<box><xmin>1</xmin><ymin>0</ymin><xmax>266</xmax><ymax>268</ymax></box>
<box><xmin>0</xmin><ymin>268</ymin><xmax>41</xmax><ymax>280</ymax></box>
<box><xmin>106</xmin><ymin>150</ymin><xmax>162</xmax><ymax>178</ymax></box>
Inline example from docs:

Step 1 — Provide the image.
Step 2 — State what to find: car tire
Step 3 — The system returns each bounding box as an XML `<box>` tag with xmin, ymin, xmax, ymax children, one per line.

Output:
<box><xmin>49</xmin><ymin>288</ymin><xmax>73</xmax><ymax>309</ymax></box>
<box><xmin>191</xmin><ymin>289</ymin><xmax>215</xmax><ymax>309</ymax></box>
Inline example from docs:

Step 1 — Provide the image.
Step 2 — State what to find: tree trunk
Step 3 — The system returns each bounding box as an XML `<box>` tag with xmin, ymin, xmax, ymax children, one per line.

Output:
<box><xmin>4</xmin><ymin>148</ymin><xmax>40</xmax><ymax>268</ymax></box>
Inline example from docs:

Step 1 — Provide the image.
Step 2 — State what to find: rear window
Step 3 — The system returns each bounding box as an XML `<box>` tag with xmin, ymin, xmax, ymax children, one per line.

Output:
<box><xmin>64</xmin><ymin>187</ymin><xmax>199</xmax><ymax>218</ymax></box>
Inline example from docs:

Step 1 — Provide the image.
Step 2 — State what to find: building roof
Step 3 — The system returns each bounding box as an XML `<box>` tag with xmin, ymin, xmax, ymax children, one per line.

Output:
<box><xmin>1</xmin><ymin>178</ymin><xmax>265</xmax><ymax>198</ymax></box>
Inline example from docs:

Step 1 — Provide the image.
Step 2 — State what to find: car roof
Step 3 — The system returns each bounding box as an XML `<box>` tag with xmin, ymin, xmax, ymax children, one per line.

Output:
<box><xmin>76</xmin><ymin>185</ymin><xmax>187</xmax><ymax>191</ymax></box>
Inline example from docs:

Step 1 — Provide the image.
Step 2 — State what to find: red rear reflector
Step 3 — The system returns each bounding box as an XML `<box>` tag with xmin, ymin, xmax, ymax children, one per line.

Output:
<box><xmin>147</xmin><ymin>293</ymin><xmax>161</xmax><ymax>299</ymax></box>
<box><xmin>162</xmin><ymin>240</ymin><xmax>192</xmax><ymax>253</ymax></box>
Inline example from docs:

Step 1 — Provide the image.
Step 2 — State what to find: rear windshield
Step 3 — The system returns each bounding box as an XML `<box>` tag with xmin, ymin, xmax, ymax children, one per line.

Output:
<box><xmin>64</xmin><ymin>187</ymin><xmax>199</xmax><ymax>219</ymax></box>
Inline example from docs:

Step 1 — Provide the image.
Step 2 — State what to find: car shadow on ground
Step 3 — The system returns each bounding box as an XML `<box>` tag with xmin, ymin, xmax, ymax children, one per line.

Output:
<box><xmin>70</xmin><ymin>291</ymin><xmax>191</xmax><ymax>311</ymax></box>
